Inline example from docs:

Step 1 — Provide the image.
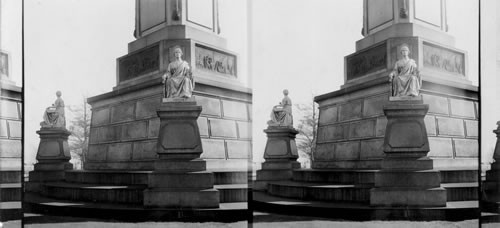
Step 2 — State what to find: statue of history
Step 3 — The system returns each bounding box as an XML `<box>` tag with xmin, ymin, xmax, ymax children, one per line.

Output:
<box><xmin>268</xmin><ymin>89</ymin><xmax>293</xmax><ymax>127</ymax></box>
<box><xmin>162</xmin><ymin>46</ymin><xmax>195</xmax><ymax>99</ymax></box>
<box><xmin>41</xmin><ymin>91</ymin><xmax>66</xmax><ymax>128</ymax></box>
<box><xmin>389</xmin><ymin>44</ymin><xmax>421</xmax><ymax>97</ymax></box>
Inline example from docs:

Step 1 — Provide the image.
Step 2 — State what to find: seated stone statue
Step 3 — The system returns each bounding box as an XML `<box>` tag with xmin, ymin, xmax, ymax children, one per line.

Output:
<box><xmin>162</xmin><ymin>46</ymin><xmax>194</xmax><ymax>99</ymax></box>
<box><xmin>41</xmin><ymin>91</ymin><xmax>66</xmax><ymax>128</ymax></box>
<box><xmin>268</xmin><ymin>89</ymin><xmax>293</xmax><ymax>127</ymax></box>
<box><xmin>389</xmin><ymin>44</ymin><xmax>421</xmax><ymax>97</ymax></box>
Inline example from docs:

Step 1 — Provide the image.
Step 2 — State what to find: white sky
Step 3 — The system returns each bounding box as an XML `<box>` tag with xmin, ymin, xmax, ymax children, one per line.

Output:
<box><xmin>22</xmin><ymin>0</ymin><xmax>486</xmax><ymax>166</ymax></box>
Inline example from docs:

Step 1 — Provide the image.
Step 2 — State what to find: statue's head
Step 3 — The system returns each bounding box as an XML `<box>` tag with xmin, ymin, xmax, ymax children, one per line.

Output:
<box><xmin>173</xmin><ymin>46</ymin><xmax>183</xmax><ymax>58</ymax></box>
<box><xmin>283</xmin><ymin>89</ymin><xmax>289</xmax><ymax>96</ymax></box>
<box><xmin>56</xmin><ymin>91</ymin><xmax>62</xmax><ymax>97</ymax></box>
<box><xmin>400</xmin><ymin>44</ymin><xmax>410</xmax><ymax>56</ymax></box>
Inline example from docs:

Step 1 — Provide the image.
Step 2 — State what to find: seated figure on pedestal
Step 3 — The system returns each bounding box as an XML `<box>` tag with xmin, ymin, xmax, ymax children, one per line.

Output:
<box><xmin>389</xmin><ymin>44</ymin><xmax>421</xmax><ymax>97</ymax></box>
<box><xmin>162</xmin><ymin>46</ymin><xmax>194</xmax><ymax>99</ymax></box>
<box><xmin>268</xmin><ymin>89</ymin><xmax>293</xmax><ymax>127</ymax></box>
<box><xmin>41</xmin><ymin>91</ymin><xmax>66</xmax><ymax>128</ymax></box>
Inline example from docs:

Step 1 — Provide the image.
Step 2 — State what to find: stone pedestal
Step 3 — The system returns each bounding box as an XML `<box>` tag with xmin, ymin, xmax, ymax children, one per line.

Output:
<box><xmin>370</xmin><ymin>98</ymin><xmax>446</xmax><ymax>207</ymax></box>
<box><xmin>27</xmin><ymin>128</ymin><xmax>73</xmax><ymax>192</ymax></box>
<box><xmin>483</xmin><ymin>121</ymin><xmax>500</xmax><ymax>203</ymax></box>
<box><xmin>255</xmin><ymin>127</ymin><xmax>300</xmax><ymax>190</ymax></box>
<box><xmin>143</xmin><ymin>100</ymin><xmax>219</xmax><ymax>208</ymax></box>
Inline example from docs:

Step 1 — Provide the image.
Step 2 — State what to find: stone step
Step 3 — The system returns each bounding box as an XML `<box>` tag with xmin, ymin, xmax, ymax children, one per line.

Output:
<box><xmin>441</xmin><ymin>182</ymin><xmax>478</xmax><ymax>201</ymax></box>
<box><xmin>215</xmin><ymin>184</ymin><xmax>248</xmax><ymax>203</ymax></box>
<box><xmin>212</xmin><ymin>170</ymin><xmax>247</xmax><ymax>184</ymax></box>
<box><xmin>41</xmin><ymin>182</ymin><xmax>146</xmax><ymax>204</ymax></box>
<box><xmin>0</xmin><ymin>171</ymin><xmax>21</xmax><ymax>183</ymax></box>
<box><xmin>24</xmin><ymin>192</ymin><xmax>247</xmax><ymax>222</ymax></box>
<box><xmin>0</xmin><ymin>201</ymin><xmax>22</xmax><ymax>222</ymax></box>
<box><xmin>0</xmin><ymin>183</ymin><xmax>21</xmax><ymax>202</ymax></box>
<box><xmin>64</xmin><ymin>170</ymin><xmax>247</xmax><ymax>185</ymax></box>
<box><xmin>267</xmin><ymin>181</ymin><xmax>371</xmax><ymax>203</ymax></box>
<box><xmin>252</xmin><ymin>191</ymin><xmax>478</xmax><ymax>221</ymax></box>
<box><xmin>292</xmin><ymin>168</ymin><xmax>477</xmax><ymax>184</ymax></box>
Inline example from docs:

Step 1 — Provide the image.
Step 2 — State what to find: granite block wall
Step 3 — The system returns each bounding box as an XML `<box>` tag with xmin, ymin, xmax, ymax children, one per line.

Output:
<box><xmin>86</xmin><ymin>84</ymin><xmax>251</xmax><ymax>170</ymax></box>
<box><xmin>313</xmin><ymin>83</ymin><xmax>478</xmax><ymax>169</ymax></box>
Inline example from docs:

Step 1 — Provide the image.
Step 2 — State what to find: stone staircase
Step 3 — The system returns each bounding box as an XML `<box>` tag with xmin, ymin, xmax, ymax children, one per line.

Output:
<box><xmin>24</xmin><ymin>169</ymin><xmax>248</xmax><ymax>222</ymax></box>
<box><xmin>254</xmin><ymin>168</ymin><xmax>479</xmax><ymax>220</ymax></box>
<box><xmin>0</xmin><ymin>170</ymin><xmax>22</xmax><ymax>221</ymax></box>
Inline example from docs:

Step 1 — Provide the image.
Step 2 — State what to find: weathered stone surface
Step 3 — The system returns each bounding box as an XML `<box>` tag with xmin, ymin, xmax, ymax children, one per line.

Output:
<box><xmin>92</xmin><ymin>108</ymin><xmax>110</xmax><ymax>126</ymax></box>
<box><xmin>0</xmin><ymin>158</ymin><xmax>21</xmax><ymax>169</ymax></box>
<box><xmin>424</xmin><ymin>115</ymin><xmax>437</xmax><ymax>136</ymax></box>
<box><xmin>454</xmin><ymin>139</ymin><xmax>478</xmax><ymax>157</ymax></box>
<box><xmin>0</xmin><ymin>119</ymin><xmax>7</xmax><ymax>137</ymax></box>
<box><xmin>236</xmin><ymin>121</ymin><xmax>251</xmax><ymax>139</ymax></box>
<box><xmin>449</xmin><ymin>98</ymin><xmax>475</xmax><ymax>118</ymax></box>
<box><xmin>197</xmin><ymin>96</ymin><xmax>221</xmax><ymax>116</ymax></box>
<box><xmin>87</xmin><ymin>145</ymin><xmax>107</xmax><ymax>161</ymax></box>
<box><xmin>99</xmin><ymin>125</ymin><xmax>122</xmax><ymax>142</ymax></box>
<box><xmin>7</xmin><ymin>120</ymin><xmax>21</xmax><ymax>138</ymax></box>
<box><xmin>360</xmin><ymin>139</ymin><xmax>384</xmax><ymax>159</ymax></box>
<box><xmin>89</xmin><ymin>128</ymin><xmax>99</xmax><ymax>144</ymax></box>
<box><xmin>200</xmin><ymin>138</ymin><xmax>226</xmax><ymax>159</ymax></box>
<box><xmin>428</xmin><ymin>137</ymin><xmax>453</xmax><ymax>157</ymax></box>
<box><xmin>0</xmin><ymin>100</ymin><xmax>18</xmax><ymax>119</ymax></box>
<box><xmin>437</xmin><ymin>117</ymin><xmax>465</xmax><ymax>136</ymax></box>
<box><xmin>317</xmin><ymin>124</ymin><xmax>347</xmax><ymax>142</ymax></box>
<box><xmin>222</xmin><ymin>100</ymin><xmax>248</xmax><ymax>120</ymax></box>
<box><xmin>227</xmin><ymin>140</ymin><xmax>251</xmax><ymax>159</ymax></box>
<box><xmin>375</xmin><ymin>117</ymin><xmax>387</xmax><ymax>137</ymax></box>
<box><xmin>132</xmin><ymin>140</ymin><xmax>157</xmax><ymax>160</ymax></box>
<box><xmin>148</xmin><ymin>118</ymin><xmax>160</xmax><ymax>138</ymax></box>
<box><xmin>136</xmin><ymin>97</ymin><xmax>161</xmax><ymax>119</ymax></box>
<box><xmin>363</xmin><ymin>95</ymin><xmax>387</xmax><ymax>117</ymax></box>
<box><xmin>110</xmin><ymin>102</ymin><xmax>135</xmax><ymax>123</ymax></box>
<box><xmin>335</xmin><ymin>141</ymin><xmax>360</xmax><ymax>160</ymax></box>
<box><xmin>0</xmin><ymin>139</ymin><xmax>21</xmax><ymax>157</ymax></box>
<box><xmin>349</xmin><ymin>120</ymin><xmax>375</xmax><ymax>139</ymax></box>
<box><xmin>209</xmin><ymin>119</ymin><xmax>237</xmax><ymax>138</ymax></box>
<box><xmin>464</xmin><ymin>120</ymin><xmax>478</xmax><ymax>137</ymax></box>
<box><xmin>121</xmin><ymin>121</ymin><xmax>148</xmax><ymax>140</ymax></box>
<box><xmin>318</xmin><ymin>106</ymin><xmax>338</xmax><ymax>125</ymax></box>
<box><xmin>197</xmin><ymin>117</ymin><xmax>209</xmax><ymax>136</ymax></box>
<box><xmin>314</xmin><ymin>143</ymin><xmax>335</xmax><ymax>161</ymax></box>
<box><xmin>339</xmin><ymin>100</ymin><xmax>362</xmax><ymax>121</ymax></box>
<box><xmin>422</xmin><ymin>94</ymin><xmax>448</xmax><ymax>115</ymax></box>
<box><xmin>107</xmin><ymin>143</ymin><xmax>132</xmax><ymax>161</ymax></box>
<box><xmin>370</xmin><ymin>187</ymin><xmax>446</xmax><ymax>207</ymax></box>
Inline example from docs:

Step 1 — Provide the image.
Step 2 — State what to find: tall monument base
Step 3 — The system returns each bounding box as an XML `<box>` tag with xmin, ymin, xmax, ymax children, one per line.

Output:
<box><xmin>27</xmin><ymin>128</ymin><xmax>73</xmax><ymax>192</ymax></box>
<box><xmin>370</xmin><ymin>100</ymin><xmax>446</xmax><ymax>207</ymax></box>
<box><xmin>143</xmin><ymin>101</ymin><xmax>219</xmax><ymax>208</ymax></box>
<box><xmin>255</xmin><ymin>127</ymin><xmax>300</xmax><ymax>190</ymax></box>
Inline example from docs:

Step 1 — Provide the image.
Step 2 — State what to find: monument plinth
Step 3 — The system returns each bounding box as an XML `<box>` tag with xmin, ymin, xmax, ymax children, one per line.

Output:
<box><xmin>314</xmin><ymin>0</ymin><xmax>477</xmax><ymax>170</ymax></box>
<box><xmin>370</xmin><ymin>98</ymin><xmax>446</xmax><ymax>207</ymax></box>
<box><xmin>144</xmin><ymin>100</ymin><xmax>219</xmax><ymax>208</ymax></box>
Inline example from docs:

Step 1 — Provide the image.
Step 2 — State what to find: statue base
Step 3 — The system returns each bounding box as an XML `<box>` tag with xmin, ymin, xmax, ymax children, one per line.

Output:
<box><xmin>370</xmin><ymin>100</ymin><xmax>446</xmax><ymax>207</ymax></box>
<box><xmin>28</xmin><ymin>127</ymin><xmax>73</xmax><ymax>193</ymax></box>
<box><xmin>255</xmin><ymin>126</ymin><xmax>300</xmax><ymax>190</ymax></box>
<box><xmin>143</xmin><ymin>100</ymin><xmax>219</xmax><ymax>208</ymax></box>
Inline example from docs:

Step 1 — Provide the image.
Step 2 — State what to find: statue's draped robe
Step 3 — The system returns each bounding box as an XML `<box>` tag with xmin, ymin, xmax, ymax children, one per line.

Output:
<box><xmin>42</xmin><ymin>97</ymin><xmax>65</xmax><ymax>128</ymax></box>
<box><xmin>165</xmin><ymin>60</ymin><xmax>194</xmax><ymax>98</ymax></box>
<box><xmin>270</xmin><ymin>96</ymin><xmax>293</xmax><ymax>126</ymax></box>
<box><xmin>391</xmin><ymin>59</ymin><xmax>420</xmax><ymax>97</ymax></box>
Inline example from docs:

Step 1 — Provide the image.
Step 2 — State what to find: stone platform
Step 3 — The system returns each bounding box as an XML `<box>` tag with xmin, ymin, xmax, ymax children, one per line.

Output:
<box><xmin>253</xmin><ymin>168</ymin><xmax>478</xmax><ymax>221</ymax></box>
<box><xmin>24</xmin><ymin>169</ymin><xmax>248</xmax><ymax>221</ymax></box>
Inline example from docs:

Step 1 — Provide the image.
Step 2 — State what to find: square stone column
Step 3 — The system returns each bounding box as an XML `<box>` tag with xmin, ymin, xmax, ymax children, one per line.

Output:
<box><xmin>370</xmin><ymin>97</ymin><xmax>446</xmax><ymax>207</ymax></box>
<box><xmin>143</xmin><ymin>99</ymin><xmax>219</xmax><ymax>208</ymax></box>
<box><xmin>27</xmin><ymin>128</ymin><xmax>73</xmax><ymax>192</ymax></box>
<box><xmin>255</xmin><ymin>126</ymin><xmax>300</xmax><ymax>190</ymax></box>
